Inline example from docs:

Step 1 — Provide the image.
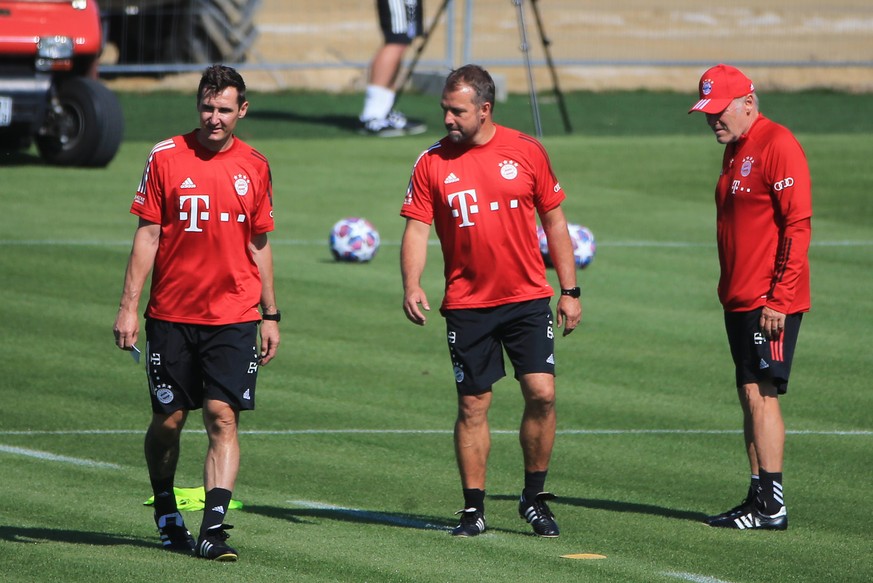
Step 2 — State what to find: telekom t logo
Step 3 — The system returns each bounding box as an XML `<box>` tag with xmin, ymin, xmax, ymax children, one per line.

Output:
<box><xmin>448</xmin><ymin>189</ymin><xmax>478</xmax><ymax>227</ymax></box>
<box><xmin>179</xmin><ymin>195</ymin><xmax>210</xmax><ymax>232</ymax></box>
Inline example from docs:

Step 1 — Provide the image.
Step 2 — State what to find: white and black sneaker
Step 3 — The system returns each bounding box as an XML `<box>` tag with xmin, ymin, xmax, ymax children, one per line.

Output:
<box><xmin>704</xmin><ymin>497</ymin><xmax>756</xmax><ymax>527</ymax></box>
<box><xmin>359</xmin><ymin>111</ymin><xmax>427</xmax><ymax>138</ymax></box>
<box><xmin>518</xmin><ymin>492</ymin><xmax>560</xmax><ymax>537</ymax></box>
<box><xmin>710</xmin><ymin>505</ymin><xmax>788</xmax><ymax>530</ymax></box>
<box><xmin>196</xmin><ymin>524</ymin><xmax>239</xmax><ymax>561</ymax></box>
<box><xmin>451</xmin><ymin>508</ymin><xmax>486</xmax><ymax>537</ymax></box>
<box><xmin>154</xmin><ymin>511</ymin><xmax>195</xmax><ymax>554</ymax></box>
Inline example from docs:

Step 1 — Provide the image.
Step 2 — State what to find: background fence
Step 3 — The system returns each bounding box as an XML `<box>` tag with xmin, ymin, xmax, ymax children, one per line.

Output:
<box><xmin>99</xmin><ymin>0</ymin><xmax>873</xmax><ymax>92</ymax></box>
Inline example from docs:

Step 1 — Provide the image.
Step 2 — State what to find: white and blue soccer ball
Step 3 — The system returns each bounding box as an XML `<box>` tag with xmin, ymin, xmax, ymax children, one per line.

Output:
<box><xmin>329</xmin><ymin>217</ymin><xmax>381</xmax><ymax>263</ymax></box>
<box><xmin>537</xmin><ymin>223</ymin><xmax>596</xmax><ymax>269</ymax></box>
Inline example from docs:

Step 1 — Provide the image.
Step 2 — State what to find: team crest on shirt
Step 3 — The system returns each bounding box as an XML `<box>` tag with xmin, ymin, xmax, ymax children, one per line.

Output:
<box><xmin>740</xmin><ymin>157</ymin><xmax>754</xmax><ymax>177</ymax></box>
<box><xmin>233</xmin><ymin>173</ymin><xmax>250</xmax><ymax>196</ymax></box>
<box><xmin>499</xmin><ymin>160</ymin><xmax>519</xmax><ymax>180</ymax></box>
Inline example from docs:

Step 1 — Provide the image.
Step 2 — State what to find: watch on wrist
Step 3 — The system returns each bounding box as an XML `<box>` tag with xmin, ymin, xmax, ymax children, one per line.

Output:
<box><xmin>560</xmin><ymin>287</ymin><xmax>581</xmax><ymax>298</ymax></box>
<box><xmin>261</xmin><ymin>310</ymin><xmax>281</xmax><ymax>322</ymax></box>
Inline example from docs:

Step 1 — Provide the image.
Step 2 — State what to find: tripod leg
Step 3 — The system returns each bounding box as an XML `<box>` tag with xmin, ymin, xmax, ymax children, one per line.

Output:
<box><xmin>530</xmin><ymin>0</ymin><xmax>572</xmax><ymax>133</ymax></box>
<box><xmin>513</xmin><ymin>0</ymin><xmax>543</xmax><ymax>138</ymax></box>
<box><xmin>393</xmin><ymin>0</ymin><xmax>453</xmax><ymax>109</ymax></box>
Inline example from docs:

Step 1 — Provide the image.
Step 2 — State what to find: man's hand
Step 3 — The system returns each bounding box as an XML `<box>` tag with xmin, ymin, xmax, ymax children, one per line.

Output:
<box><xmin>760</xmin><ymin>306</ymin><xmax>786</xmax><ymax>341</ymax></box>
<box><xmin>259</xmin><ymin>320</ymin><xmax>280</xmax><ymax>365</ymax></box>
<box><xmin>555</xmin><ymin>296</ymin><xmax>582</xmax><ymax>337</ymax></box>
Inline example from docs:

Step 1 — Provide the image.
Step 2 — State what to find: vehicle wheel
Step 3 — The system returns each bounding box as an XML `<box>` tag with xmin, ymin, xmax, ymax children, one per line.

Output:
<box><xmin>36</xmin><ymin>77</ymin><xmax>124</xmax><ymax>167</ymax></box>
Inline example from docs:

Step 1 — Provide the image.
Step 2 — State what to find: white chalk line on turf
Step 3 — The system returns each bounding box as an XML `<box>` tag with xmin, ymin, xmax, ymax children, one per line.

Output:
<box><xmin>664</xmin><ymin>572</ymin><xmax>734</xmax><ymax>583</ymax></box>
<box><xmin>0</xmin><ymin>429</ymin><xmax>870</xmax><ymax>437</ymax></box>
<box><xmin>0</xmin><ymin>444</ymin><xmax>121</xmax><ymax>469</ymax></box>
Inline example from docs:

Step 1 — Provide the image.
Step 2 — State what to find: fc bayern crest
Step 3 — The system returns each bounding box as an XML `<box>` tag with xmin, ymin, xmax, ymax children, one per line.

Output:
<box><xmin>499</xmin><ymin>160</ymin><xmax>519</xmax><ymax>180</ymax></box>
<box><xmin>741</xmin><ymin>157</ymin><xmax>754</xmax><ymax>177</ymax></box>
<box><xmin>233</xmin><ymin>173</ymin><xmax>250</xmax><ymax>196</ymax></box>
<box><xmin>702</xmin><ymin>79</ymin><xmax>713</xmax><ymax>96</ymax></box>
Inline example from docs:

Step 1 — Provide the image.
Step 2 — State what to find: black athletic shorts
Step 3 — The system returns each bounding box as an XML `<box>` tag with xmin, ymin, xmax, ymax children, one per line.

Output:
<box><xmin>724</xmin><ymin>308</ymin><xmax>803</xmax><ymax>395</ymax></box>
<box><xmin>442</xmin><ymin>298</ymin><xmax>556</xmax><ymax>395</ymax></box>
<box><xmin>377</xmin><ymin>0</ymin><xmax>423</xmax><ymax>44</ymax></box>
<box><xmin>145</xmin><ymin>318</ymin><xmax>260</xmax><ymax>414</ymax></box>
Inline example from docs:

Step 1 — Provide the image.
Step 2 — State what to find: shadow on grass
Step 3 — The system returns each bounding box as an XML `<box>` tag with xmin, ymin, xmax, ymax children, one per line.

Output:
<box><xmin>0</xmin><ymin>525</ymin><xmax>154</xmax><ymax>549</ymax></box>
<box><xmin>490</xmin><ymin>494</ymin><xmax>708</xmax><ymax>522</ymax></box>
<box><xmin>243</xmin><ymin>503</ymin><xmax>452</xmax><ymax>532</ymax></box>
<box><xmin>246</xmin><ymin>110</ymin><xmax>361</xmax><ymax>134</ymax></box>
<box><xmin>0</xmin><ymin>150</ymin><xmax>44</xmax><ymax>166</ymax></box>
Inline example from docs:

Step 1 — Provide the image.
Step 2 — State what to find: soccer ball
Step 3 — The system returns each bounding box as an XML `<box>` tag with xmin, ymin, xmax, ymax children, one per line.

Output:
<box><xmin>537</xmin><ymin>223</ymin><xmax>596</xmax><ymax>269</ymax></box>
<box><xmin>329</xmin><ymin>217</ymin><xmax>381</xmax><ymax>262</ymax></box>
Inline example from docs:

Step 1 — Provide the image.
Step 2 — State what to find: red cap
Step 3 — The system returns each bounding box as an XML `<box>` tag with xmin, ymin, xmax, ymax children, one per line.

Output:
<box><xmin>688</xmin><ymin>64</ymin><xmax>755</xmax><ymax>114</ymax></box>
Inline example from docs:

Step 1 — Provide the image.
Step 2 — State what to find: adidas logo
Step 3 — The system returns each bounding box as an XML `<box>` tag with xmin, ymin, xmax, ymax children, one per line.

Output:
<box><xmin>444</xmin><ymin>173</ymin><xmax>460</xmax><ymax>184</ymax></box>
<box><xmin>243</xmin><ymin>389</ymin><xmax>251</xmax><ymax>400</ymax></box>
<box><xmin>759</xmin><ymin>358</ymin><xmax>770</xmax><ymax>370</ymax></box>
<box><xmin>180</xmin><ymin>177</ymin><xmax>197</xmax><ymax>189</ymax></box>
<box><xmin>212</xmin><ymin>505</ymin><xmax>226</xmax><ymax>515</ymax></box>
<box><xmin>546</xmin><ymin>354</ymin><xmax>555</xmax><ymax>365</ymax></box>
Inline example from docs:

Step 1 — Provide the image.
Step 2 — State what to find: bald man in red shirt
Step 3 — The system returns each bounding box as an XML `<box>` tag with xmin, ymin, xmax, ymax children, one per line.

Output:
<box><xmin>401</xmin><ymin>64</ymin><xmax>581</xmax><ymax>538</ymax></box>
<box><xmin>690</xmin><ymin>64</ymin><xmax>812</xmax><ymax>531</ymax></box>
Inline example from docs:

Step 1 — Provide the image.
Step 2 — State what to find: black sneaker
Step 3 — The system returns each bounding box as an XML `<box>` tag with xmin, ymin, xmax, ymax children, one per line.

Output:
<box><xmin>518</xmin><ymin>492</ymin><xmax>560</xmax><ymax>537</ymax></box>
<box><xmin>359</xmin><ymin>111</ymin><xmax>427</xmax><ymax>138</ymax></box>
<box><xmin>154</xmin><ymin>512</ymin><xmax>195</xmax><ymax>554</ymax></box>
<box><xmin>450</xmin><ymin>508</ymin><xmax>486</xmax><ymax>537</ymax></box>
<box><xmin>710</xmin><ymin>505</ymin><xmax>788</xmax><ymax>530</ymax></box>
<box><xmin>704</xmin><ymin>497</ymin><xmax>755</xmax><ymax>527</ymax></box>
<box><xmin>196</xmin><ymin>524</ymin><xmax>239</xmax><ymax>561</ymax></box>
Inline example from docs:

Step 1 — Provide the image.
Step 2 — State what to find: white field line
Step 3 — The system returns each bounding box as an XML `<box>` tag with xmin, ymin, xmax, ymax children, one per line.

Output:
<box><xmin>0</xmin><ymin>444</ymin><xmax>121</xmax><ymax>469</ymax></box>
<box><xmin>2</xmin><ymin>239</ymin><xmax>873</xmax><ymax>248</ymax></box>
<box><xmin>0</xmin><ymin>429</ymin><xmax>869</xmax><ymax>437</ymax></box>
<box><xmin>286</xmin><ymin>499</ymin><xmax>449</xmax><ymax>531</ymax></box>
<box><xmin>664</xmin><ymin>572</ymin><xmax>734</xmax><ymax>583</ymax></box>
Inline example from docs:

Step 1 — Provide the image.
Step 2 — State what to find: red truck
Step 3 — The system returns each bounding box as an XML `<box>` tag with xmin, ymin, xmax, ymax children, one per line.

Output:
<box><xmin>0</xmin><ymin>0</ymin><xmax>123</xmax><ymax>166</ymax></box>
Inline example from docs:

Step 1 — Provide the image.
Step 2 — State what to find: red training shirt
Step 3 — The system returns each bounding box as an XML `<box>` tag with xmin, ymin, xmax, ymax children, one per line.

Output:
<box><xmin>401</xmin><ymin>125</ymin><xmax>565</xmax><ymax>310</ymax></box>
<box><xmin>715</xmin><ymin>114</ymin><xmax>812</xmax><ymax>313</ymax></box>
<box><xmin>131</xmin><ymin>131</ymin><xmax>274</xmax><ymax>325</ymax></box>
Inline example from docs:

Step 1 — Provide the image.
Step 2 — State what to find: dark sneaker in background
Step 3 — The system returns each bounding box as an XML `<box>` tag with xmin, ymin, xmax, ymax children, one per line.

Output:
<box><xmin>359</xmin><ymin>111</ymin><xmax>427</xmax><ymax>137</ymax></box>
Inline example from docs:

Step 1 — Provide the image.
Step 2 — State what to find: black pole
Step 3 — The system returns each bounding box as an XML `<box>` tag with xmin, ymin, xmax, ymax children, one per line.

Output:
<box><xmin>529</xmin><ymin>0</ymin><xmax>573</xmax><ymax>133</ymax></box>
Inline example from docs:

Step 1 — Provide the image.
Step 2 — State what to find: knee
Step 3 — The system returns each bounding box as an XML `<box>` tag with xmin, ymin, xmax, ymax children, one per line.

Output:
<box><xmin>149</xmin><ymin>411</ymin><xmax>186</xmax><ymax>442</ymax></box>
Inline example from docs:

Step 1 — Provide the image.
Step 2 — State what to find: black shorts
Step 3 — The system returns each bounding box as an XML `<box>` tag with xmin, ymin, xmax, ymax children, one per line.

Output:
<box><xmin>724</xmin><ymin>308</ymin><xmax>803</xmax><ymax>395</ymax></box>
<box><xmin>442</xmin><ymin>298</ymin><xmax>556</xmax><ymax>395</ymax></box>
<box><xmin>377</xmin><ymin>0</ymin><xmax>423</xmax><ymax>44</ymax></box>
<box><xmin>145</xmin><ymin>319</ymin><xmax>260</xmax><ymax>414</ymax></box>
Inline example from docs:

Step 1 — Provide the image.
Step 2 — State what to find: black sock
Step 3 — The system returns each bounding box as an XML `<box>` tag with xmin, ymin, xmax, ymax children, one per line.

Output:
<box><xmin>747</xmin><ymin>474</ymin><xmax>760</xmax><ymax>503</ymax></box>
<box><xmin>462</xmin><ymin>488</ymin><xmax>485</xmax><ymax>513</ymax></box>
<box><xmin>200</xmin><ymin>487</ymin><xmax>233</xmax><ymax>536</ymax></box>
<box><xmin>151</xmin><ymin>477</ymin><xmax>177</xmax><ymax>517</ymax></box>
<box><xmin>758</xmin><ymin>470</ymin><xmax>784</xmax><ymax>515</ymax></box>
<box><xmin>523</xmin><ymin>470</ymin><xmax>548</xmax><ymax>500</ymax></box>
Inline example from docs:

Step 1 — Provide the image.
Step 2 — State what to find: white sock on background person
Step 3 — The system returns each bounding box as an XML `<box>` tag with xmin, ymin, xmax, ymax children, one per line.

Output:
<box><xmin>361</xmin><ymin>84</ymin><xmax>396</xmax><ymax>122</ymax></box>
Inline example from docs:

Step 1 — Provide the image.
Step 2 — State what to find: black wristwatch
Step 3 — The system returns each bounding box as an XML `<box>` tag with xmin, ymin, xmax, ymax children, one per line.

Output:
<box><xmin>560</xmin><ymin>287</ymin><xmax>581</xmax><ymax>298</ymax></box>
<box><xmin>261</xmin><ymin>311</ymin><xmax>281</xmax><ymax>322</ymax></box>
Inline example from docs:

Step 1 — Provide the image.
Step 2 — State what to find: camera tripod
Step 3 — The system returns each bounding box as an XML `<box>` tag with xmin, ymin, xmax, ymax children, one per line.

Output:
<box><xmin>394</xmin><ymin>0</ymin><xmax>573</xmax><ymax>137</ymax></box>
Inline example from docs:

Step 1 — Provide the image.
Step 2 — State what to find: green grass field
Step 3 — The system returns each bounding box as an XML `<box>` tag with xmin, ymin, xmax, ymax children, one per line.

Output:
<box><xmin>1</xmin><ymin>89</ymin><xmax>871</xmax><ymax>582</ymax></box>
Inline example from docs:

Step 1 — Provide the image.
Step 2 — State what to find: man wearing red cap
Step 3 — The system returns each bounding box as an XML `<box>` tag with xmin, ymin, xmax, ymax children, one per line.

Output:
<box><xmin>689</xmin><ymin>64</ymin><xmax>812</xmax><ymax>530</ymax></box>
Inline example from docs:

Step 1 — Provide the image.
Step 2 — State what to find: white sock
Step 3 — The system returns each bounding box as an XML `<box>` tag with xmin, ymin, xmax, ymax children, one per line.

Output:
<box><xmin>360</xmin><ymin>85</ymin><xmax>396</xmax><ymax>122</ymax></box>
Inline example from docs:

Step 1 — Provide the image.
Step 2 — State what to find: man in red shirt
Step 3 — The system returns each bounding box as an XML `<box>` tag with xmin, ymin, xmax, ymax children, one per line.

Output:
<box><xmin>401</xmin><ymin>64</ymin><xmax>582</xmax><ymax>537</ymax></box>
<box><xmin>690</xmin><ymin>64</ymin><xmax>812</xmax><ymax>530</ymax></box>
<box><xmin>113</xmin><ymin>65</ymin><xmax>280</xmax><ymax>560</ymax></box>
